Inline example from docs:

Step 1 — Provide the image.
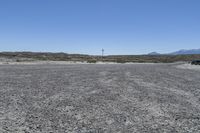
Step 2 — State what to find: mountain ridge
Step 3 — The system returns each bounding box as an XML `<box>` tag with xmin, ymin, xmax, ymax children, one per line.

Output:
<box><xmin>170</xmin><ymin>49</ymin><xmax>200</xmax><ymax>55</ymax></box>
<box><xmin>148</xmin><ymin>48</ymin><xmax>200</xmax><ymax>55</ymax></box>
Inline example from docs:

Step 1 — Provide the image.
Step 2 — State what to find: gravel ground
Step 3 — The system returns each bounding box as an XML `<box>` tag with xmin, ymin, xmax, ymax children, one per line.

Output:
<box><xmin>0</xmin><ymin>63</ymin><xmax>200</xmax><ymax>133</ymax></box>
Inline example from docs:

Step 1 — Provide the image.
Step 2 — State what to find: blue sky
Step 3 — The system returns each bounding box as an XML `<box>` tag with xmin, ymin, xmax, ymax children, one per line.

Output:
<box><xmin>0</xmin><ymin>0</ymin><xmax>200</xmax><ymax>55</ymax></box>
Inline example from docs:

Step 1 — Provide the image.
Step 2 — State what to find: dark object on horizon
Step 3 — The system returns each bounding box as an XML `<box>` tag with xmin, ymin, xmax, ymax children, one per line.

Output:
<box><xmin>191</xmin><ymin>60</ymin><xmax>200</xmax><ymax>65</ymax></box>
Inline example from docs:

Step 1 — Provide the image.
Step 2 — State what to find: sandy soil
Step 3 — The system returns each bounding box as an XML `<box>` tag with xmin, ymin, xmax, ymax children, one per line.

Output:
<box><xmin>0</xmin><ymin>61</ymin><xmax>156</xmax><ymax>65</ymax></box>
<box><xmin>0</xmin><ymin>63</ymin><xmax>200</xmax><ymax>132</ymax></box>
<box><xmin>0</xmin><ymin>61</ymin><xmax>87</xmax><ymax>65</ymax></box>
<box><xmin>176</xmin><ymin>63</ymin><xmax>200</xmax><ymax>71</ymax></box>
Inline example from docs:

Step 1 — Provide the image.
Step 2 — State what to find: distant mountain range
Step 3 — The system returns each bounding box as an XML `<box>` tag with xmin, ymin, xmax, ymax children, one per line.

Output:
<box><xmin>170</xmin><ymin>49</ymin><xmax>200</xmax><ymax>55</ymax></box>
<box><xmin>148</xmin><ymin>49</ymin><xmax>200</xmax><ymax>55</ymax></box>
<box><xmin>148</xmin><ymin>52</ymin><xmax>161</xmax><ymax>55</ymax></box>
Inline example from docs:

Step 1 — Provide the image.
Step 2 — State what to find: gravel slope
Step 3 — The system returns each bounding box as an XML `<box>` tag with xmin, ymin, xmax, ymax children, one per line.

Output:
<box><xmin>0</xmin><ymin>64</ymin><xmax>200</xmax><ymax>133</ymax></box>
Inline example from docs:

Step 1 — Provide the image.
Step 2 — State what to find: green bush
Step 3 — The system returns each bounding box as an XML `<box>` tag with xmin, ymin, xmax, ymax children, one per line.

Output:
<box><xmin>87</xmin><ymin>59</ymin><xmax>97</xmax><ymax>63</ymax></box>
<box><xmin>115</xmin><ymin>59</ymin><xmax>128</xmax><ymax>63</ymax></box>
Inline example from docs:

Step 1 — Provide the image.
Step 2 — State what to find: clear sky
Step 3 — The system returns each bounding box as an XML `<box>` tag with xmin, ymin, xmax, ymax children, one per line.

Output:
<box><xmin>0</xmin><ymin>0</ymin><xmax>200</xmax><ymax>55</ymax></box>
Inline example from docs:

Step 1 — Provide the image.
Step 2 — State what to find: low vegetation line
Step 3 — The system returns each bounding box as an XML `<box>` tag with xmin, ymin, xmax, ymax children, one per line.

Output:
<box><xmin>0</xmin><ymin>52</ymin><xmax>200</xmax><ymax>63</ymax></box>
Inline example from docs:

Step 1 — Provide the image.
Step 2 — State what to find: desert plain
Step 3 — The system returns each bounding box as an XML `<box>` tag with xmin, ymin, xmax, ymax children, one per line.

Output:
<box><xmin>0</xmin><ymin>63</ymin><xmax>200</xmax><ymax>133</ymax></box>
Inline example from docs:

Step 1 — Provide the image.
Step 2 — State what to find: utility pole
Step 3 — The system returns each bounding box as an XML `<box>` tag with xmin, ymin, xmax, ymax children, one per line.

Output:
<box><xmin>101</xmin><ymin>48</ymin><xmax>104</xmax><ymax>61</ymax></box>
